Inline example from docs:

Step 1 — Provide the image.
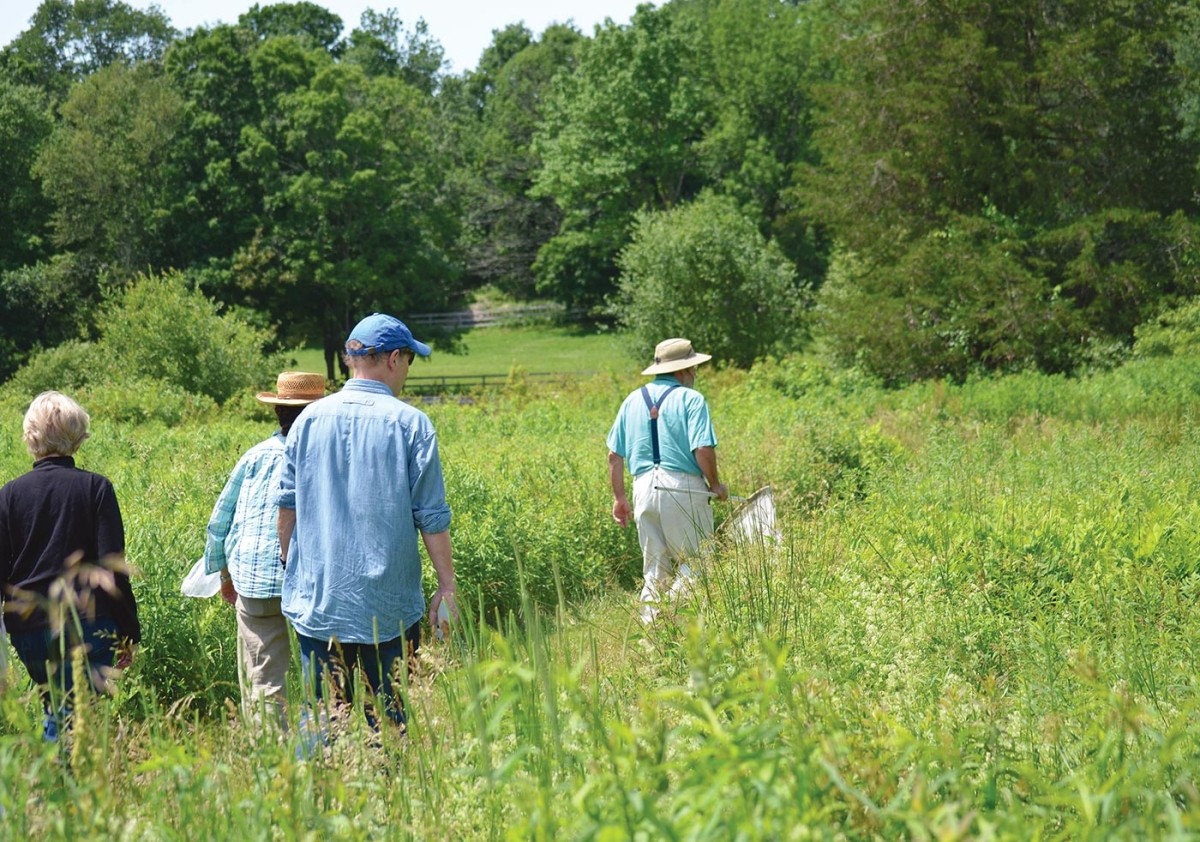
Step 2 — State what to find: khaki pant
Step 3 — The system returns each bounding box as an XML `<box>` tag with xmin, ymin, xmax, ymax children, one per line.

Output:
<box><xmin>633</xmin><ymin>467</ymin><xmax>714</xmax><ymax>623</ymax></box>
<box><xmin>235</xmin><ymin>596</ymin><xmax>290</xmax><ymax>725</ymax></box>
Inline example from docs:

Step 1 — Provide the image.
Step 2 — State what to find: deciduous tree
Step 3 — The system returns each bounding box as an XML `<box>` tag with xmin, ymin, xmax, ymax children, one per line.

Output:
<box><xmin>1</xmin><ymin>0</ymin><xmax>175</xmax><ymax>98</ymax></box>
<box><xmin>34</xmin><ymin>61</ymin><xmax>182</xmax><ymax>274</ymax></box>
<box><xmin>456</xmin><ymin>23</ymin><xmax>581</xmax><ymax>298</ymax></box>
<box><xmin>533</xmin><ymin>4</ymin><xmax>708</xmax><ymax>312</ymax></box>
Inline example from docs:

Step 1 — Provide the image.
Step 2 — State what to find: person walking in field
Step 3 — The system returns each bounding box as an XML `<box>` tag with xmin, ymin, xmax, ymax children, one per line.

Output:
<box><xmin>277</xmin><ymin>313</ymin><xmax>456</xmax><ymax>731</ymax></box>
<box><xmin>0</xmin><ymin>391</ymin><xmax>140</xmax><ymax>741</ymax></box>
<box><xmin>607</xmin><ymin>338</ymin><xmax>728</xmax><ymax>624</ymax></box>
<box><xmin>202</xmin><ymin>371</ymin><xmax>325</xmax><ymax>726</ymax></box>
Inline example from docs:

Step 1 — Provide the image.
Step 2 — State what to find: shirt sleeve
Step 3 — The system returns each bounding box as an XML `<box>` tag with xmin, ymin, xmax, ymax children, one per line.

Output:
<box><xmin>96</xmin><ymin>479</ymin><xmax>125</xmax><ymax>560</ymax></box>
<box><xmin>606</xmin><ymin>395</ymin><xmax>630</xmax><ymax>457</ymax></box>
<box><xmin>98</xmin><ymin>479</ymin><xmax>140</xmax><ymax>644</ymax></box>
<box><xmin>409</xmin><ymin>424</ymin><xmax>452</xmax><ymax>534</ymax></box>
<box><xmin>686</xmin><ymin>393</ymin><xmax>718</xmax><ymax>452</ymax></box>
<box><xmin>203</xmin><ymin>456</ymin><xmax>247</xmax><ymax>574</ymax></box>
<box><xmin>276</xmin><ymin>430</ymin><xmax>298</xmax><ymax>510</ymax></box>
<box><xmin>0</xmin><ymin>488</ymin><xmax>10</xmax><ymax>586</ymax></box>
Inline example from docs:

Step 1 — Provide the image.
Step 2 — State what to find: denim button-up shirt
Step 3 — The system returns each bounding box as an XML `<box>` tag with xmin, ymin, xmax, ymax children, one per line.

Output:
<box><xmin>277</xmin><ymin>379</ymin><xmax>452</xmax><ymax>643</ymax></box>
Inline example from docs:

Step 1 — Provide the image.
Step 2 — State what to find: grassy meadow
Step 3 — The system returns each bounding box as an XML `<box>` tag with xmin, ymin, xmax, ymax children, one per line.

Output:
<box><xmin>290</xmin><ymin>325</ymin><xmax>634</xmax><ymax>381</ymax></box>
<box><xmin>1</xmin><ymin>339</ymin><xmax>1200</xmax><ymax>838</ymax></box>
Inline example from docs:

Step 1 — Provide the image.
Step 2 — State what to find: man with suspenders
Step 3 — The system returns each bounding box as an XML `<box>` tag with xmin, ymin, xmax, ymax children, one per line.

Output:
<box><xmin>606</xmin><ymin>338</ymin><xmax>729</xmax><ymax>623</ymax></box>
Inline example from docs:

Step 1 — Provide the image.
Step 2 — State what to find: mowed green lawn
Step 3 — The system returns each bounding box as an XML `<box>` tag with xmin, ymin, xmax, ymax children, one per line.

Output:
<box><xmin>290</xmin><ymin>325</ymin><xmax>634</xmax><ymax>379</ymax></box>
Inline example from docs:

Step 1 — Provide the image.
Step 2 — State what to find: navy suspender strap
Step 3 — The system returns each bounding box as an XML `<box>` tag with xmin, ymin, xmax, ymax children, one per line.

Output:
<box><xmin>640</xmin><ymin>384</ymin><xmax>681</xmax><ymax>466</ymax></box>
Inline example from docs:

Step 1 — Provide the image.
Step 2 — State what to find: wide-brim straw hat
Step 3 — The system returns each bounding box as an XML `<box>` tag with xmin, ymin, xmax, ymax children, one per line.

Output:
<box><xmin>642</xmin><ymin>338</ymin><xmax>712</xmax><ymax>375</ymax></box>
<box><xmin>256</xmin><ymin>371</ymin><xmax>326</xmax><ymax>406</ymax></box>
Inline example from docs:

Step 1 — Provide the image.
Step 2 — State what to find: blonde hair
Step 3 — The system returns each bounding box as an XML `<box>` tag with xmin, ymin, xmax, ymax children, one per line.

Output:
<box><xmin>343</xmin><ymin>339</ymin><xmax>393</xmax><ymax>372</ymax></box>
<box><xmin>23</xmin><ymin>391</ymin><xmax>91</xmax><ymax>459</ymax></box>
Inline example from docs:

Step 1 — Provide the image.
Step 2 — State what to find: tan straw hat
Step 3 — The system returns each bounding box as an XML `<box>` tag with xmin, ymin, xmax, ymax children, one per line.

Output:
<box><xmin>256</xmin><ymin>371</ymin><xmax>325</xmax><ymax>406</ymax></box>
<box><xmin>641</xmin><ymin>338</ymin><xmax>713</xmax><ymax>376</ymax></box>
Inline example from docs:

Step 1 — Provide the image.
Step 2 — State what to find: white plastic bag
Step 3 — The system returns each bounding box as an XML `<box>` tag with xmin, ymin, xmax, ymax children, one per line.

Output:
<box><xmin>181</xmin><ymin>557</ymin><xmax>222</xmax><ymax>598</ymax></box>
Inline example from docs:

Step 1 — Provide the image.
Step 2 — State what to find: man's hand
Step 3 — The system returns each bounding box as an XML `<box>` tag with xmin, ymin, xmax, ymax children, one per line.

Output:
<box><xmin>709</xmin><ymin>482</ymin><xmax>729</xmax><ymax>502</ymax></box>
<box><xmin>612</xmin><ymin>496</ymin><xmax>633</xmax><ymax>527</ymax></box>
<box><xmin>220</xmin><ymin>577</ymin><xmax>237</xmax><ymax>605</ymax></box>
<box><xmin>608</xmin><ymin>452</ymin><xmax>632</xmax><ymax>527</ymax></box>
<box><xmin>429</xmin><ymin>587</ymin><xmax>458</xmax><ymax>638</ymax></box>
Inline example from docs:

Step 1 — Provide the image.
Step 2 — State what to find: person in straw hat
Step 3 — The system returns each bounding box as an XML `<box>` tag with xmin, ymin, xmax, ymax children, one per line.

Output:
<box><xmin>202</xmin><ymin>370</ymin><xmax>325</xmax><ymax>726</ymax></box>
<box><xmin>607</xmin><ymin>338</ymin><xmax>728</xmax><ymax>624</ymax></box>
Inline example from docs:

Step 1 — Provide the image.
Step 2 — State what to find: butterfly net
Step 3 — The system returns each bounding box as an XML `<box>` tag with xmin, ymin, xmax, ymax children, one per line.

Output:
<box><xmin>720</xmin><ymin>486</ymin><xmax>780</xmax><ymax>546</ymax></box>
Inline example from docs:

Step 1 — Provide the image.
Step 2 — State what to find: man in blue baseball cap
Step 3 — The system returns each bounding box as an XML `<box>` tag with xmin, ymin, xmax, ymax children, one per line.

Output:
<box><xmin>342</xmin><ymin>312</ymin><xmax>433</xmax><ymax>359</ymax></box>
<box><xmin>276</xmin><ymin>313</ymin><xmax>455</xmax><ymax>735</ymax></box>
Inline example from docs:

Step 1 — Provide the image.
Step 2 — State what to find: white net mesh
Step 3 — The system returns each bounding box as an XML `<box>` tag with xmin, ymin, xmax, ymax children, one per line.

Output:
<box><xmin>721</xmin><ymin>486</ymin><xmax>780</xmax><ymax>545</ymax></box>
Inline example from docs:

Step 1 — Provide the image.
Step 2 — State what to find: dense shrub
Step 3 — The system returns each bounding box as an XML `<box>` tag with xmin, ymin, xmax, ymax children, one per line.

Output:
<box><xmin>1133</xmin><ymin>296</ymin><xmax>1200</xmax><ymax>358</ymax></box>
<box><xmin>816</xmin><ymin>213</ymin><xmax>1082</xmax><ymax>385</ymax></box>
<box><xmin>82</xmin><ymin>377</ymin><xmax>217</xmax><ymax>425</ymax></box>
<box><xmin>1</xmin><ymin>271</ymin><xmax>282</xmax><ymax>420</ymax></box>
<box><xmin>1</xmin><ymin>339</ymin><xmax>102</xmax><ymax>396</ymax></box>
<box><xmin>612</xmin><ymin>192</ymin><xmax>808</xmax><ymax>368</ymax></box>
<box><xmin>817</xmin><ymin>210</ymin><xmax>1200</xmax><ymax>385</ymax></box>
<box><xmin>100</xmin><ymin>271</ymin><xmax>280</xmax><ymax>405</ymax></box>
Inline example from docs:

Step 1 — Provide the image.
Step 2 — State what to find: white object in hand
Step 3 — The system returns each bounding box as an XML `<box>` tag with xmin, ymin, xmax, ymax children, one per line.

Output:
<box><xmin>435</xmin><ymin>599</ymin><xmax>452</xmax><ymax>640</ymax></box>
<box><xmin>180</xmin><ymin>557</ymin><xmax>222</xmax><ymax>598</ymax></box>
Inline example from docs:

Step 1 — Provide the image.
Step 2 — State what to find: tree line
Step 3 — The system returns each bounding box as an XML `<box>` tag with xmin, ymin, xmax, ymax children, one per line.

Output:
<box><xmin>1</xmin><ymin>0</ymin><xmax>1198</xmax><ymax>385</ymax></box>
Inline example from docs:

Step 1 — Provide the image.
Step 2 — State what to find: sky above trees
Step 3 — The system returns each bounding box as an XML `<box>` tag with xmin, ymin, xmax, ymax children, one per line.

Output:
<box><xmin>0</xmin><ymin>0</ymin><xmax>648</xmax><ymax>72</ymax></box>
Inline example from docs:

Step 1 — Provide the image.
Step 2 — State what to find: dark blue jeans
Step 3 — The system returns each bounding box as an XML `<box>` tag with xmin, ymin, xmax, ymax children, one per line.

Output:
<box><xmin>8</xmin><ymin>616</ymin><xmax>121</xmax><ymax>742</ymax></box>
<box><xmin>296</xmin><ymin>622</ymin><xmax>420</xmax><ymax>727</ymax></box>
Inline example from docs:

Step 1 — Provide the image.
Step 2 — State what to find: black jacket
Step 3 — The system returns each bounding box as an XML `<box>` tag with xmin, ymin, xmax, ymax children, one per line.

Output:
<box><xmin>0</xmin><ymin>456</ymin><xmax>140</xmax><ymax>643</ymax></box>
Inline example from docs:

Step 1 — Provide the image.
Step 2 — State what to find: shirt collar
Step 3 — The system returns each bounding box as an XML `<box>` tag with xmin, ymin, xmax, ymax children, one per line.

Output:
<box><xmin>33</xmin><ymin>455</ymin><xmax>75</xmax><ymax>470</ymax></box>
<box><xmin>343</xmin><ymin>378</ymin><xmax>395</xmax><ymax>396</ymax></box>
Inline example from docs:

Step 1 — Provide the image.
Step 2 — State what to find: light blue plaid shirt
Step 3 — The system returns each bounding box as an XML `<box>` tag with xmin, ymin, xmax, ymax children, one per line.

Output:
<box><xmin>203</xmin><ymin>431</ymin><xmax>286</xmax><ymax>599</ymax></box>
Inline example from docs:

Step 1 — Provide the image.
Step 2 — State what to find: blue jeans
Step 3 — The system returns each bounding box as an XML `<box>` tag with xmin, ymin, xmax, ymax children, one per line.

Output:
<box><xmin>8</xmin><ymin>616</ymin><xmax>121</xmax><ymax>742</ymax></box>
<box><xmin>296</xmin><ymin>622</ymin><xmax>420</xmax><ymax>727</ymax></box>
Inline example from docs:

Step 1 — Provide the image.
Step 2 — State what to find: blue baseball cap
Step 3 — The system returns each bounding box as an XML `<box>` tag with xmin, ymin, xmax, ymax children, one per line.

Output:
<box><xmin>344</xmin><ymin>313</ymin><xmax>431</xmax><ymax>357</ymax></box>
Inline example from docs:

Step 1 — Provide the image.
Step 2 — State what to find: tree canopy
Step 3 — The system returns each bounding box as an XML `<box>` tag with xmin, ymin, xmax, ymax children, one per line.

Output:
<box><xmin>1</xmin><ymin>0</ymin><xmax>1198</xmax><ymax>384</ymax></box>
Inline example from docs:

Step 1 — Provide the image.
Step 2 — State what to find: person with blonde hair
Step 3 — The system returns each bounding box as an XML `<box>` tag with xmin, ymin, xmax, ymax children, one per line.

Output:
<box><xmin>0</xmin><ymin>391</ymin><xmax>140</xmax><ymax>741</ymax></box>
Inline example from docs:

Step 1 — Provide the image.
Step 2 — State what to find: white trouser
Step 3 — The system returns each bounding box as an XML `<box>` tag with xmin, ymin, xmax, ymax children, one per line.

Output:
<box><xmin>633</xmin><ymin>467</ymin><xmax>714</xmax><ymax>623</ymax></box>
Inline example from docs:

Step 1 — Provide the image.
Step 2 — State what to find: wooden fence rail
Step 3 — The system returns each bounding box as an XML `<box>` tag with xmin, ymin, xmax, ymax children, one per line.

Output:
<box><xmin>405</xmin><ymin>304</ymin><xmax>585</xmax><ymax>329</ymax></box>
<box><xmin>404</xmin><ymin>370</ymin><xmax>597</xmax><ymax>394</ymax></box>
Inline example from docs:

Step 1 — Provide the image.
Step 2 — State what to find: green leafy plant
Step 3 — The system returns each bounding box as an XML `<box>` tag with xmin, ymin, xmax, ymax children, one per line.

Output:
<box><xmin>612</xmin><ymin>191</ymin><xmax>809</xmax><ymax>368</ymax></box>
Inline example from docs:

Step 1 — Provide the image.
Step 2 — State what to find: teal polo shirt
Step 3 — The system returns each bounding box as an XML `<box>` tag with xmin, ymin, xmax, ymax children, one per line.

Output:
<box><xmin>607</xmin><ymin>375</ymin><xmax>718</xmax><ymax>477</ymax></box>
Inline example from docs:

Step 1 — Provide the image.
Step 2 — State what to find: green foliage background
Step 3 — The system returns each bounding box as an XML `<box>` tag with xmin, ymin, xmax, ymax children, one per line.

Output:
<box><xmin>8</xmin><ymin>0</ymin><xmax>1197</xmax><ymax>382</ymax></box>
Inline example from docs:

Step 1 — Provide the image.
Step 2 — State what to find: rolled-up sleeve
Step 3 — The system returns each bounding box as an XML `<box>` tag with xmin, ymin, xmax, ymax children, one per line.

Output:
<box><xmin>276</xmin><ymin>433</ymin><xmax>297</xmax><ymax>510</ymax></box>
<box><xmin>204</xmin><ymin>458</ymin><xmax>245</xmax><ymax>573</ymax></box>
<box><xmin>409</xmin><ymin>428</ymin><xmax>451</xmax><ymax>534</ymax></box>
<box><xmin>687</xmin><ymin>395</ymin><xmax>717</xmax><ymax>451</ymax></box>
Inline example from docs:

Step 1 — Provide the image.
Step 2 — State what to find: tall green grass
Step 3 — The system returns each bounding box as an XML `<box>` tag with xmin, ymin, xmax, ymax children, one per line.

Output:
<box><xmin>2</xmin><ymin>355</ymin><xmax>1200</xmax><ymax>836</ymax></box>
